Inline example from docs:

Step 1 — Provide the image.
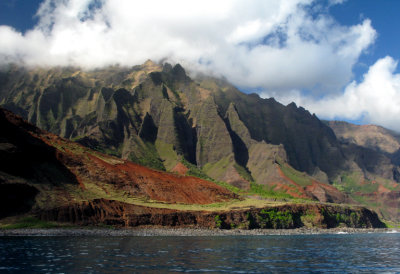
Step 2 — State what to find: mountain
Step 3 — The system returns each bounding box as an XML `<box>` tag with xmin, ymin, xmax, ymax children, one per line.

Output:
<box><xmin>327</xmin><ymin>121</ymin><xmax>400</xmax><ymax>220</ymax></box>
<box><xmin>0</xmin><ymin>61</ymin><xmax>399</xmax><ymax>221</ymax></box>
<box><xmin>327</xmin><ymin>121</ymin><xmax>400</xmax><ymax>160</ymax></box>
<box><xmin>0</xmin><ymin>107</ymin><xmax>384</xmax><ymax>229</ymax></box>
<box><xmin>0</xmin><ymin>106</ymin><xmax>236</xmax><ymax>215</ymax></box>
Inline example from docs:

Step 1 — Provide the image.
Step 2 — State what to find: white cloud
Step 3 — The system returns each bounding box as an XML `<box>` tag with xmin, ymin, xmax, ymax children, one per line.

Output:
<box><xmin>0</xmin><ymin>0</ymin><xmax>375</xmax><ymax>93</ymax></box>
<box><xmin>329</xmin><ymin>0</ymin><xmax>347</xmax><ymax>4</ymax></box>
<box><xmin>3</xmin><ymin>0</ymin><xmax>399</xmax><ymax>131</ymax></box>
<box><xmin>266</xmin><ymin>56</ymin><xmax>400</xmax><ymax>132</ymax></box>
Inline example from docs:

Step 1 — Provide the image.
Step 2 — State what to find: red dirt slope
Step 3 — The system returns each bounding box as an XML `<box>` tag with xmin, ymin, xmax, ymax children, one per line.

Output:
<box><xmin>0</xmin><ymin>107</ymin><xmax>237</xmax><ymax>207</ymax></box>
<box><xmin>171</xmin><ymin>162</ymin><xmax>189</xmax><ymax>175</ymax></box>
<box><xmin>84</xmin><ymin>154</ymin><xmax>235</xmax><ymax>204</ymax></box>
<box><xmin>275</xmin><ymin>165</ymin><xmax>349</xmax><ymax>203</ymax></box>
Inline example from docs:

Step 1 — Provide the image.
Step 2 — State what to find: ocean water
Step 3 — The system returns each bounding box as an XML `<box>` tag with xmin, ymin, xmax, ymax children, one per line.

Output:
<box><xmin>1</xmin><ymin>233</ymin><xmax>399</xmax><ymax>273</ymax></box>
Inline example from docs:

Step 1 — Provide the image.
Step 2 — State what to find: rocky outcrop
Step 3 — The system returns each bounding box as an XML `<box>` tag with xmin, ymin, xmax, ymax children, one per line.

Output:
<box><xmin>37</xmin><ymin>198</ymin><xmax>385</xmax><ymax>229</ymax></box>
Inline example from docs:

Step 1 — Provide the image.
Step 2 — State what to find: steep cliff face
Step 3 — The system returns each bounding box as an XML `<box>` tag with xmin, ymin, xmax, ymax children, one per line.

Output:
<box><xmin>1</xmin><ymin>106</ymin><xmax>386</xmax><ymax>229</ymax></box>
<box><xmin>0</xmin><ymin>63</ymin><xmax>342</xmax><ymax>178</ymax></box>
<box><xmin>37</xmin><ymin>198</ymin><xmax>385</xmax><ymax>229</ymax></box>
<box><xmin>1</xmin><ymin>61</ymin><xmax>399</xmax><ymax>214</ymax></box>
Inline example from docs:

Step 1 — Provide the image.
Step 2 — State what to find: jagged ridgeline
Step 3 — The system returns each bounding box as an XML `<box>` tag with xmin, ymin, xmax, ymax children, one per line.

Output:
<box><xmin>1</xmin><ymin>61</ymin><xmax>399</xmax><ymax>198</ymax></box>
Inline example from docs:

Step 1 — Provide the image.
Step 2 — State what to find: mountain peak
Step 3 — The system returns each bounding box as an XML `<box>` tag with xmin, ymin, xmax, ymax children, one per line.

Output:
<box><xmin>1</xmin><ymin>62</ymin><xmax>400</xmax><ymax>221</ymax></box>
<box><xmin>141</xmin><ymin>59</ymin><xmax>162</xmax><ymax>72</ymax></box>
<box><xmin>171</xmin><ymin>63</ymin><xmax>187</xmax><ymax>81</ymax></box>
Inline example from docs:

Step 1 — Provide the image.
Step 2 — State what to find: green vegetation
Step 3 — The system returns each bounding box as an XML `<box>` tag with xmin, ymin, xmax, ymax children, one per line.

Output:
<box><xmin>181</xmin><ymin>158</ymin><xmax>244</xmax><ymax>195</ymax></box>
<box><xmin>129</xmin><ymin>142</ymin><xmax>165</xmax><ymax>171</ymax></box>
<box><xmin>234</xmin><ymin>163</ymin><xmax>254</xmax><ymax>182</ymax></box>
<box><xmin>155</xmin><ymin>140</ymin><xmax>179</xmax><ymax>170</ymax></box>
<box><xmin>279</xmin><ymin>163</ymin><xmax>312</xmax><ymax>186</ymax></box>
<box><xmin>256</xmin><ymin>209</ymin><xmax>295</xmax><ymax>229</ymax></box>
<box><xmin>180</xmin><ymin>158</ymin><xmax>212</xmax><ymax>180</ymax></box>
<box><xmin>350</xmin><ymin>195</ymin><xmax>378</xmax><ymax>208</ymax></box>
<box><xmin>249</xmin><ymin>182</ymin><xmax>293</xmax><ymax>199</ymax></box>
<box><xmin>203</xmin><ymin>156</ymin><xmax>232</xmax><ymax>180</ymax></box>
<box><xmin>246</xmin><ymin>212</ymin><xmax>256</xmax><ymax>229</ymax></box>
<box><xmin>2</xmin><ymin>62</ymin><xmax>397</xmax><ymax>226</ymax></box>
<box><xmin>96</xmin><ymin>145</ymin><xmax>123</xmax><ymax>158</ymax></box>
<box><xmin>332</xmin><ymin>183</ymin><xmax>345</xmax><ymax>192</ymax></box>
<box><xmin>1</xmin><ymin>217</ymin><xmax>59</xmax><ymax>229</ymax></box>
<box><xmin>321</xmin><ymin>208</ymin><xmax>367</xmax><ymax>228</ymax></box>
<box><xmin>333</xmin><ymin>172</ymin><xmax>378</xmax><ymax>194</ymax></box>
<box><xmin>384</xmin><ymin>220</ymin><xmax>400</xmax><ymax>229</ymax></box>
<box><xmin>214</xmin><ymin>215</ymin><xmax>223</xmax><ymax>229</ymax></box>
<box><xmin>213</xmin><ymin>180</ymin><xmax>243</xmax><ymax>195</ymax></box>
<box><xmin>300</xmin><ymin>212</ymin><xmax>317</xmax><ymax>227</ymax></box>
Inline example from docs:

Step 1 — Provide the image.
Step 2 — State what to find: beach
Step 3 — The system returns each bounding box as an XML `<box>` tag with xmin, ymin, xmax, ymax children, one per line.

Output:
<box><xmin>0</xmin><ymin>227</ymin><xmax>395</xmax><ymax>237</ymax></box>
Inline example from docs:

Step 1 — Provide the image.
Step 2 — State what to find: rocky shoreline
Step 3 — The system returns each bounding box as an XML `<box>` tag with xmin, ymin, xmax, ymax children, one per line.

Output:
<box><xmin>0</xmin><ymin>227</ymin><xmax>397</xmax><ymax>237</ymax></box>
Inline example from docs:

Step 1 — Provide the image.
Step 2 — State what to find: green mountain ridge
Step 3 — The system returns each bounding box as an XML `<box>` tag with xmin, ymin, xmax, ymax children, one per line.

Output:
<box><xmin>1</xmin><ymin>61</ymin><xmax>399</xmax><ymax>221</ymax></box>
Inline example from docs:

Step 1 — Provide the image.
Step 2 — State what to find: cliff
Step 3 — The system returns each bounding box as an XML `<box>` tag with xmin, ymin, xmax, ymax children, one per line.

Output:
<box><xmin>1</xmin><ymin>61</ymin><xmax>399</xmax><ymax>221</ymax></box>
<box><xmin>0</xmin><ymin>107</ymin><xmax>386</xmax><ymax>229</ymax></box>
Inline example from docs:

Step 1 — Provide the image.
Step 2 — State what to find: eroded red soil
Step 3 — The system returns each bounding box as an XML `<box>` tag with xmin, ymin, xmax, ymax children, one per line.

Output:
<box><xmin>0</xmin><ymin>107</ymin><xmax>237</xmax><ymax>207</ymax></box>
<box><xmin>83</xmin><ymin>154</ymin><xmax>237</xmax><ymax>204</ymax></box>
<box><xmin>171</xmin><ymin>162</ymin><xmax>189</xmax><ymax>175</ymax></box>
<box><xmin>275</xmin><ymin>165</ymin><xmax>348</xmax><ymax>203</ymax></box>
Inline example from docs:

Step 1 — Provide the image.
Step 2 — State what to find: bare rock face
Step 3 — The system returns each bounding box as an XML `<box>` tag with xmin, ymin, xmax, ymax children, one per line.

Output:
<box><xmin>0</xmin><ymin>63</ymin><xmax>349</xmax><ymax>182</ymax></box>
<box><xmin>304</xmin><ymin>181</ymin><xmax>348</xmax><ymax>203</ymax></box>
<box><xmin>195</xmin><ymin>96</ymin><xmax>233</xmax><ymax>167</ymax></box>
<box><xmin>247</xmin><ymin>142</ymin><xmax>288</xmax><ymax>185</ymax></box>
<box><xmin>1</xmin><ymin>62</ymin><xmax>400</xmax><ymax>220</ymax></box>
<box><xmin>0</xmin><ymin>107</ymin><xmax>389</xmax><ymax>227</ymax></box>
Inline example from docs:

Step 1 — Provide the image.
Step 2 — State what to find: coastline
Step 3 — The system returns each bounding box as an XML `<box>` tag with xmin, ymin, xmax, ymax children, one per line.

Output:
<box><xmin>0</xmin><ymin>227</ymin><xmax>397</xmax><ymax>237</ymax></box>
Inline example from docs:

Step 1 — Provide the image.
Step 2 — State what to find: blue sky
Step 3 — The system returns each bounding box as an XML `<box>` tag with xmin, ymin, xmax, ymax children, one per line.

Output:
<box><xmin>1</xmin><ymin>0</ymin><xmax>399</xmax><ymax>80</ymax></box>
<box><xmin>330</xmin><ymin>0</ymin><xmax>400</xmax><ymax>80</ymax></box>
<box><xmin>0</xmin><ymin>0</ymin><xmax>400</xmax><ymax>131</ymax></box>
<box><xmin>0</xmin><ymin>0</ymin><xmax>41</xmax><ymax>33</ymax></box>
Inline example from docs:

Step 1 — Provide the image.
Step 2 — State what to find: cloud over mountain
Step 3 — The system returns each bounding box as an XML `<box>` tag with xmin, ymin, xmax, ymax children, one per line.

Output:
<box><xmin>1</xmin><ymin>0</ymin><xmax>400</xmax><ymax>131</ymax></box>
<box><xmin>271</xmin><ymin>56</ymin><xmax>400</xmax><ymax>131</ymax></box>
<box><xmin>0</xmin><ymin>0</ymin><xmax>375</xmax><ymax>91</ymax></box>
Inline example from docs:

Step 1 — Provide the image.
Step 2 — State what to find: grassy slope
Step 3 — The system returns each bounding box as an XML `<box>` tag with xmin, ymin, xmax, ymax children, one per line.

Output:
<box><xmin>43</xmin><ymin>134</ymin><xmax>297</xmax><ymax>211</ymax></box>
<box><xmin>1</xmin><ymin>138</ymin><xmax>388</xmax><ymax>229</ymax></box>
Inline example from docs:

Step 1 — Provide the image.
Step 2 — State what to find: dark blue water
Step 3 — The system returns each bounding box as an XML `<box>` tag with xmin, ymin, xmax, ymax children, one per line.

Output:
<box><xmin>1</xmin><ymin>233</ymin><xmax>399</xmax><ymax>273</ymax></box>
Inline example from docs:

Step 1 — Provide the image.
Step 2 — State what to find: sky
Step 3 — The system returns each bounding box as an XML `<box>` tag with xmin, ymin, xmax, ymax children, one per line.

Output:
<box><xmin>1</xmin><ymin>0</ymin><xmax>400</xmax><ymax>131</ymax></box>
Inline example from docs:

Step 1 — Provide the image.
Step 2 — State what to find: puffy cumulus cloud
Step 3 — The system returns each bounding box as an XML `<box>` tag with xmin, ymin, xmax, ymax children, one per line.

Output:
<box><xmin>0</xmin><ymin>0</ymin><xmax>376</xmax><ymax>94</ymax></box>
<box><xmin>265</xmin><ymin>56</ymin><xmax>400</xmax><ymax>132</ymax></box>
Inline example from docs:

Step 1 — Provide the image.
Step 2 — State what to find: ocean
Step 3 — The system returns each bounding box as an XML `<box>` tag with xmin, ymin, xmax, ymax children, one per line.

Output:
<box><xmin>1</xmin><ymin>232</ymin><xmax>399</xmax><ymax>273</ymax></box>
